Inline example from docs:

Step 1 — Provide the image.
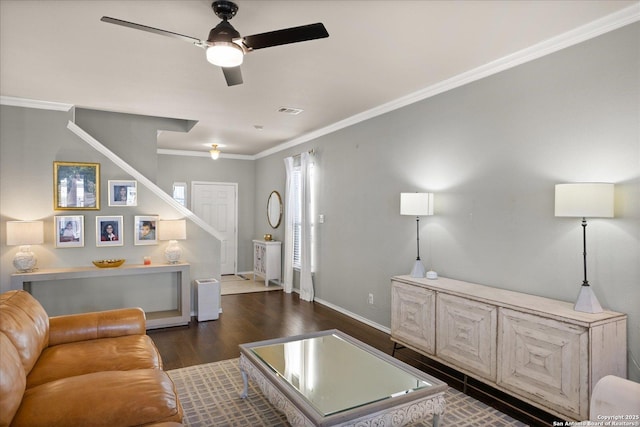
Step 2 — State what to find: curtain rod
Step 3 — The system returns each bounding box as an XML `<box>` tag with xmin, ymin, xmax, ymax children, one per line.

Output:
<box><xmin>293</xmin><ymin>149</ymin><xmax>315</xmax><ymax>158</ymax></box>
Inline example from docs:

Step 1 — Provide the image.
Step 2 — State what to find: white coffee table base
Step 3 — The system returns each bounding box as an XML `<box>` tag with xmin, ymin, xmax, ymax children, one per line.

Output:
<box><xmin>240</xmin><ymin>353</ymin><xmax>446</xmax><ymax>427</ymax></box>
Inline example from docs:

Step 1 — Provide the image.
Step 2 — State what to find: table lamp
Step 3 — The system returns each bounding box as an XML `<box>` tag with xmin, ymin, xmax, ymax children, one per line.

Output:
<box><xmin>401</xmin><ymin>193</ymin><xmax>435</xmax><ymax>278</ymax></box>
<box><xmin>555</xmin><ymin>183</ymin><xmax>614</xmax><ymax>313</ymax></box>
<box><xmin>159</xmin><ymin>219</ymin><xmax>187</xmax><ymax>264</ymax></box>
<box><xmin>6</xmin><ymin>220</ymin><xmax>44</xmax><ymax>272</ymax></box>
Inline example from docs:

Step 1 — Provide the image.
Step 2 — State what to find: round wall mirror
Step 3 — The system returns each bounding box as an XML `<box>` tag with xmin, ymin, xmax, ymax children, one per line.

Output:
<box><xmin>267</xmin><ymin>191</ymin><xmax>282</xmax><ymax>229</ymax></box>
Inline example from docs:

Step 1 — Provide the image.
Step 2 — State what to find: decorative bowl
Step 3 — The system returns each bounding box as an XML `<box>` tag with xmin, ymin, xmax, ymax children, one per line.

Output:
<box><xmin>92</xmin><ymin>259</ymin><xmax>125</xmax><ymax>268</ymax></box>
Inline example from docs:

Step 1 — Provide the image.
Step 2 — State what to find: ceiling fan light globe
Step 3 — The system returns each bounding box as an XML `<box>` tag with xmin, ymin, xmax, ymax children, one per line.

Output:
<box><xmin>206</xmin><ymin>43</ymin><xmax>243</xmax><ymax>67</ymax></box>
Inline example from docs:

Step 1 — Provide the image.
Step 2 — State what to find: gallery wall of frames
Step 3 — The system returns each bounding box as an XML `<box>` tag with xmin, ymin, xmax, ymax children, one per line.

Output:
<box><xmin>53</xmin><ymin>161</ymin><xmax>160</xmax><ymax>249</ymax></box>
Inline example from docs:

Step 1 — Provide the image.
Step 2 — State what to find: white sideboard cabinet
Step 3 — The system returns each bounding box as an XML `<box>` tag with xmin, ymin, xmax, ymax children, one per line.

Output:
<box><xmin>253</xmin><ymin>240</ymin><xmax>281</xmax><ymax>285</ymax></box>
<box><xmin>391</xmin><ymin>275</ymin><xmax>627</xmax><ymax>421</ymax></box>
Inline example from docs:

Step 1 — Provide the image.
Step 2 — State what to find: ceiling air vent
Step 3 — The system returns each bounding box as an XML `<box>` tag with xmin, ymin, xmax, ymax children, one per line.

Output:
<box><xmin>277</xmin><ymin>106</ymin><xmax>304</xmax><ymax>115</ymax></box>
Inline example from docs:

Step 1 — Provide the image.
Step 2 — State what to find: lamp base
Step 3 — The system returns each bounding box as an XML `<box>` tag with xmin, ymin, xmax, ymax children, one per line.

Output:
<box><xmin>410</xmin><ymin>259</ymin><xmax>426</xmax><ymax>278</ymax></box>
<box><xmin>164</xmin><ymin>240</ymin><xmax>183</xmax><ymax>264</ymax></box>
<box><xmin>13</xmin><ymin>245</ymin><xmax>37</xmax><ymax>273</ymax></box>
<box><xmin>574</xmin><ymin>285</ymin><xmax>603</xmax><ymax>313</ymax></box>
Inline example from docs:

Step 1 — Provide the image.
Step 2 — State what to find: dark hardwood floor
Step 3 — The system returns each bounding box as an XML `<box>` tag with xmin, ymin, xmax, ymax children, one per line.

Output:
<box><xmin>148</xmin><ymin>291</ymin><xmax>560</xmax><ymax>427</ymax></box>
<box><xmin>148</xmin><ymin>291</ymin><xmax>393</xmax><ymax>370</ymax></box>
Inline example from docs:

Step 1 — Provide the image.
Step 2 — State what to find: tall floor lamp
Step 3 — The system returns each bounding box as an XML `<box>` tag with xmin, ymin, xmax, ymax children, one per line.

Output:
<box><xmin>401</xmin><ymin>193</ymin><xmax>434</xmax><ymax>278</ymax></box>
<box><xmin>555</xmin><ymin>183</ymin><xmax>614</xmax><ymax>313</ymax></box>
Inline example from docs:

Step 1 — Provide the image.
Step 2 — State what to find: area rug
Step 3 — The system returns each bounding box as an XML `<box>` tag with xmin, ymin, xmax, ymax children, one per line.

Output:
<box><xmin>167</xmin><ymin>358</ymin><xmax>528</xmax><ymax>427</ymax></box>
<box><xmin>221</xmin><ymin>274</ymin><xmax>283</xmax><ymax>295</ymax></box>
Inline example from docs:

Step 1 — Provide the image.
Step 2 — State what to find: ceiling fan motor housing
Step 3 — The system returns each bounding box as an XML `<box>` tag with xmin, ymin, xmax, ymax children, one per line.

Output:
<box><xmin>212</xmin><ymin>1</ymin><xmax>238</xmax><ymax>21</ymax></box>
<box><xmin>208</xmin><ymin>20</ymin><xmax>240</xmax><ymax>43</ymax></box>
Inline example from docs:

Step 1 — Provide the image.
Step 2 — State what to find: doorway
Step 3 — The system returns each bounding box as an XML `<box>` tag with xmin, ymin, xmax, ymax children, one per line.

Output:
<box><xmin>191</xmin><ymin>182</ymin><xmax>237</xmax><ymax>275</ymax></box>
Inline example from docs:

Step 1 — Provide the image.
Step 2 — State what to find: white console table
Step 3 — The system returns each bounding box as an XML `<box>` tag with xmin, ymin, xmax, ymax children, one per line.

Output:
<box><xmin>391</xmin><ymin>275</ymin><xmax>627</xmax><ymax>421</ymax></box>
<box><xmin>11</xmin><ymin>263</ymin><xmax>191</xmax><ymax>329</ymax></box>
<box><xmin>253</xmin><ymin>240</ymin><xmax>281</xmax><ymax>285</ymax></box>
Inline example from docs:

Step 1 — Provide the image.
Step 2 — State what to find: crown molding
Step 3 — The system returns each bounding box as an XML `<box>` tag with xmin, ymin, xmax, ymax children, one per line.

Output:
<box><xmin>255</xmin><ymin>3</ymin><xmax>640</xmax><ymax>160</ymax></box>
<box><xmin>0</xmin><ymin>96</ymin><xmax>74</xmax><ymax>112</ymax></box>
<box><xmin>157</xmin><ymin>148</ymin><xmax>255</xmax><ymax>161</ymax></box>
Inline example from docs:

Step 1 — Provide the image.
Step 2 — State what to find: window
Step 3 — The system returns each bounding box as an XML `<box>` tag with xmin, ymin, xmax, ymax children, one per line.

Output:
<box><xmin>172</xmin><ymin>182</ymin><xmax>187</xmax><ymax>206</ymax></box>
<box><xmin>292</xmin><ymin>164</ymin><xmax>315</xmax><ymax>270</ymax></box>
<box><xmin>292</xmin><ymin>167</ymin><xmax>302</xmax><ymax>269</ymax></box>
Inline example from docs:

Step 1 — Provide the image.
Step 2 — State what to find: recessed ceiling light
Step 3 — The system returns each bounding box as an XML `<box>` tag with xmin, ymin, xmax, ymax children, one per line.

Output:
<box><xmin>277</xmin><ymin>106</ymin><xmax>303</xmax><ymax>115</ymax></box>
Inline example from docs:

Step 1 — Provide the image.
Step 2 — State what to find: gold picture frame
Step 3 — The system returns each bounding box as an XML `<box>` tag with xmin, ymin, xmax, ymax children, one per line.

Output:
<box><xmin>53</xmin><ymin>161</ymin><xmax>100</xmax><ymax>210</ymax></box>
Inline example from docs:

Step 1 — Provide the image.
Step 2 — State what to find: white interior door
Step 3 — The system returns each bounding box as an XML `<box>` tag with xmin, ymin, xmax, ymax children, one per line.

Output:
<box><xmin>191</xmin><ymin>182</ymin><xmax>237</xmax><ymax>275</ymax></box>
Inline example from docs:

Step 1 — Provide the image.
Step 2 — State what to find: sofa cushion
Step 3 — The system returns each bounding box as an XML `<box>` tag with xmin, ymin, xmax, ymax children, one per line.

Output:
<box><xmin>0</xmin><ymin>332</ymin><xmax>26</xmax><ymax>427</ymax></box>
<box><xmin>48</xmin><ymin>307</ymin><xmax>147</xmax><ymax>345</ymax></box>
<box><xmin>26</xmin><ymin>334</ymin><xmax>163</xmax><ymax>388</ymax></box>
<box><xmin>12</xmin><ymin>369</ymin><xmax>183</xmax><ymax>427</ymax></box>
<box><xmin>0</xmin><ymin>290</ymin><xmax>49</xmax><ymax>375</ymax></box>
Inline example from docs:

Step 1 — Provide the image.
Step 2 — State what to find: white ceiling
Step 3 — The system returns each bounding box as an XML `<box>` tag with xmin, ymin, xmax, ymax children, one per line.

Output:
<box><xmin>1</xmin><ymin>1</ymin><xmax>638</xmax><ymax>158</ymax></box>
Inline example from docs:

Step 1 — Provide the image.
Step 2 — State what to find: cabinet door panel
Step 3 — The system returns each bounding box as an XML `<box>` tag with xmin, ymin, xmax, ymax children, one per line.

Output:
<box><xmin>254</xmin><ymin>243</ymin><xmax>266</xmax><ymax>274</ymax></box>
<box><xmin>391</xmin><ymin>281</ymin><xmax>435</xmax><ymax>354</ymax></box>
<box><xmin>497</xmin><ymin>308</ymin><xmax>588</xmax><ymax>419</ymax></box>
<box><xmin>436</xmin><ymin>293</ymin><xmax>497</xmax><ymax>381</ymax></box>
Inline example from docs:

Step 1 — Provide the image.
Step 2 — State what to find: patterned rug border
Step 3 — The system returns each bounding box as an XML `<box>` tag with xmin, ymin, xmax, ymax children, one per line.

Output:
<box><xmin>167</xmin><ymin>358</ymin><xmax>528</xmax><ymax>427</ymax></box>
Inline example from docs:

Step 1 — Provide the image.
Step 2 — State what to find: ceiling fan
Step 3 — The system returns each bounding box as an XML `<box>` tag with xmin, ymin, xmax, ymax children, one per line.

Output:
<box><xmin>101</xmin><ymin>0</ymin><xmax>329</xmax><ymax>86</ymax></box>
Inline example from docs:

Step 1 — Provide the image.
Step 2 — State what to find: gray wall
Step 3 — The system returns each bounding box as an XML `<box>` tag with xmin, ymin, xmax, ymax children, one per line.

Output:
<box><xmin>74</xmin><ymin>109</ymin><xmax>193</xmax><ymax>181</ymax></box>
<box><xmin>0</xmin><ymin>107</ymin><xmax>219</xmax><ymax>315</ymax></box>
<box><xmin>255</xmin><ymin>23</ymin><xmax>640</xmax><ymax>380</ymax></box>
<box><xmin>156</xmin><ymin>154</ymin><xmax>256</xmax><ymax>272</ymax></box>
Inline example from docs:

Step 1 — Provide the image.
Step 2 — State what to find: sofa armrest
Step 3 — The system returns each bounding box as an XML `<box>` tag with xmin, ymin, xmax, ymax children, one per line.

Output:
<box><xmin>49</xmin><ymin>307</ymin><xmax>146</xmax><ymax>346</ymax></box>
<box><xmin>590</xmin><ymin>375</ymin><xmax>640</xmax><ymax>421</ymax></box>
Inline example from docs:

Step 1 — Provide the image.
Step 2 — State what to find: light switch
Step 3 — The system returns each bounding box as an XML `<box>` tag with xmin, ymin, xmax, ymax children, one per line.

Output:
<box><xmin>319</xmin><ymin>214</ymin><xmax>325</xmax><ymax>223</ymax></box>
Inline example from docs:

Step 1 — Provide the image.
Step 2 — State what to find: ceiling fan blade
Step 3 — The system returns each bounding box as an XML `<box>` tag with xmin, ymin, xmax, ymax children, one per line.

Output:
<box><xmin>101</xmin><ymin>16</ymin><xmax>203</xmax><ymax>45</ymax></box>
<box><xmin>222</xmin><ymin>66</ymin><xmax>243</xmax><ymax>86</ymax></box>
<box><xmin>242</xmin><ymin>23</ymin><xmax>328</xmax><ymax>50</ymax></box>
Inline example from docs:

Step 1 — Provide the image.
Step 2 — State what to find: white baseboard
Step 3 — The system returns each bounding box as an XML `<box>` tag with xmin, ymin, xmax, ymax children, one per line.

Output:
<box><xmin>313</xmin><ymin>297</ymin><xmax>391</xmax><ymax>335</ymax></box>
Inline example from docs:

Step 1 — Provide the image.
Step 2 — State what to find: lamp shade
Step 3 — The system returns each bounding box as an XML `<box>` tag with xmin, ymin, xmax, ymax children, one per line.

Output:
<box><xmin>401</xmin><ymin>193</ymin><xmax>434</xmax><ymax>216</ymax></box>
<box><xmin>6</xmin><ymin>221</ymin><xmax>44</xmax><ymax>245</ymax></box>
<box><xmin>555</xmin><ymin>183</ymin><xmax>614</xmax><ymax>218</ymax></box>
<box><xmin>158</xmin><ymin>220</ymin><xmax>186</xmax><ymax>241</ymax></box>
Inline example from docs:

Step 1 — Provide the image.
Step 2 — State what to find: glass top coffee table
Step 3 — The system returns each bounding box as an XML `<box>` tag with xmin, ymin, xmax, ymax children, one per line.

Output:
<box><xmin>239</xmin><ymin>329</ymin><xmax>447</xmax><ymax>426</ymax></box>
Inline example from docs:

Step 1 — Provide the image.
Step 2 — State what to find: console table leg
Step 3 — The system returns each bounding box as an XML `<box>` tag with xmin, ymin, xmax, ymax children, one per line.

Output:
<box><xmin>432</xmin><ymin>413</ymin><xmax>440</xmax><ymax>427</ymax></box>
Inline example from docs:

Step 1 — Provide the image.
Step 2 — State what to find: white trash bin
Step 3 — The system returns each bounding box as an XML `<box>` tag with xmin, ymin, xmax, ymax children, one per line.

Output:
<box><xmin>195</xmin><ymin>278</ymin><xmax>220</xmax><ymax>321</ymax></box>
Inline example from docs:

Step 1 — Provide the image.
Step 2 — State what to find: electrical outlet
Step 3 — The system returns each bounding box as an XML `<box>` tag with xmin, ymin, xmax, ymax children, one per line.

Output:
<box><xmin>368</xmin><ymin>293</ymin><xmax>374</xmax><ymax>305</ymax></box>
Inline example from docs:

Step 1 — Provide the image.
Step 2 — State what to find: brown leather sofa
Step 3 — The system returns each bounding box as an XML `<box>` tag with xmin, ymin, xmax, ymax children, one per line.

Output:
<box><xmin>0</xmin><ymin>290</ymin><xmax>183</xmax><ymax>427</ymax></box>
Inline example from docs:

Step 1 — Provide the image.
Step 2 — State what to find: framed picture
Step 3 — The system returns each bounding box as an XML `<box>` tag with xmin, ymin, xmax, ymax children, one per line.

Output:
<box><xmin>108</xmin><ymin>180</ymin><xmax>137</xmax><ymax>206</ymax></box>
<box><xmin>54</xmin><ymin>215</ymin><xmax>84</xmax><ymax>248</ymax></box>
<box><xmin>134</xmin><ymin>215</ymin><xmax>158</xmax><ymax>245</ymax></box>
<box><xmin>53</xmin><ymin>162</ymin><xmax>100</xmax><ymax>210</ymax></box>
<box><xmin>96</xmin><ymin>216</ymin><xmax>123</xmax><ymax>247</ymax></box>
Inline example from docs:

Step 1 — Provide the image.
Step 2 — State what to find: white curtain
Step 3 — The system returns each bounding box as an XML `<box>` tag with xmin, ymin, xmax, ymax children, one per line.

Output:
<box><xmin>299</xmin><ymin>152</ymin><xmax>314</xmax><ymax>302</ymax></box>
<box><xmin>283</xmin><ymin>157</ymin><xmax>295</xmax><ymax>293</ymax></box>
<box><xmin>283</xmin><ymin>152</ymin><xmax>315</xmax><ymax>301</ymax></box>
